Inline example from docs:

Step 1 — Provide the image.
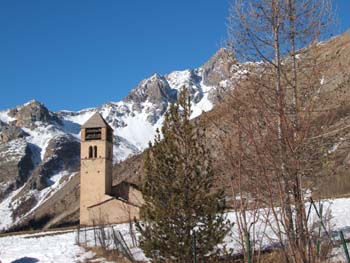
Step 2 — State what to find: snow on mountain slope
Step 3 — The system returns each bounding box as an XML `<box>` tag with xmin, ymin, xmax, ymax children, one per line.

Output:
<box><xmin>112</xmin><ymin>102</ymin><xmax>163</xmax><ymax>150</ymax></box>
<box><xmin>0</xmin><ymin>186</ymin><xmax>25</xmax><ymax>230</ymax></box>
<box><xmin>0</xmin><ymin>48</ymin><xmax>235</xmax><ymax>231</ymax></box>
<box><xmin>22</xmin><ymin>124</ymin><xmax>66</xmax><ymax>161</ymax></box>
<box><xmin>0</xmin><ymin>110</ymin><xmax>16</xmax><ymax>123</ymax></box>
<box><xmin>59</xmin><ymin>66</ymin><xmax>219</xmax><ymax>158</ymax></box>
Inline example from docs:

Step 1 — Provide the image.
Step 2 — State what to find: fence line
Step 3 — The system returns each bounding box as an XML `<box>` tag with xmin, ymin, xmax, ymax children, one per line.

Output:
<box><xmin>76</xmin><ymin>224</ymin><xmax>137</xmax><ymax>262</ymax></box>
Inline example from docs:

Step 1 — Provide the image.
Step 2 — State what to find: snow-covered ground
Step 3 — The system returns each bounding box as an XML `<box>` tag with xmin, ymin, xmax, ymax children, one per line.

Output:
<box><xmin>0</xmin><ymin>230</ymin><xmax>97</xmax><ymax>263</ymax></box>
<box><xmin>0</xmin><ymin>197</ymin><xmax>349</xmax><ymax>263</ymax></box>
<box><xmin>0</xmin><ymin>223</ymin><xmax>138</xmax><ymax>263</ymax></box>
<box><xmin>224</xmin><ymin>197</ymin><xmax>350</xmax><ymax>261</ymax></box>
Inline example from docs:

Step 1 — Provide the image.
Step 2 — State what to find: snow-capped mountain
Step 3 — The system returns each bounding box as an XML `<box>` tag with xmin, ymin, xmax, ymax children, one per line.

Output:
<box><xmin>1</xmin><ymin>30</ymin><xmax>349</xmax><ymax>232</ymax></box>
<box><xmin>0</xmin><ymin>48</ymin><xmax>236</xmax><ymax>231</ymax></box>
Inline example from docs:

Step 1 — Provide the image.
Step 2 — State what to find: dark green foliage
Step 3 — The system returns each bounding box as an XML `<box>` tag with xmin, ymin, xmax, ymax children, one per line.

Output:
<box><xmin>137</xmin><ymin>89</ymin><xmax>230</xmax><ymax>262</ymax></box>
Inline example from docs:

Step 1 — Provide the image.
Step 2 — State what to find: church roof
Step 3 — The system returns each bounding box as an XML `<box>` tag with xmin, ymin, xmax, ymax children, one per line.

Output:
<box><xmin>81</xmin><ymin>112</ymin><xmax>112</xmax><ymax>129</ymax></box>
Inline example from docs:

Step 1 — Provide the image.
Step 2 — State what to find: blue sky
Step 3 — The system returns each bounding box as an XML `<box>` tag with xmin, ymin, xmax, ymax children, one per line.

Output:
<box><xmin>0</xmin><ymin>1</ymin><xmax>349</xmax><ymax>111</ymax></box>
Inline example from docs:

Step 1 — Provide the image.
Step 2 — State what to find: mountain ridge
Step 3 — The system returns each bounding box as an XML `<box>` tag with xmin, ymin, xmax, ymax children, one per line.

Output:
<box><xmin>0</xmin><ymin>47</ymin><xmax>236</xmax><ymax>231</ymax></box>
<box><xmin>0</xmin><ymin>31</ymin><xmax>349</xmax><ymax>232</ymax></box>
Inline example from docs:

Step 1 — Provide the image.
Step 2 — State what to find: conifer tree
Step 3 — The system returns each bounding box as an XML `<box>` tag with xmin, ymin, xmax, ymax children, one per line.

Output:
<box><xmin>137</xmin><ymin>89</ymin><xmax>230</xmax><ymax>262</ymax></box>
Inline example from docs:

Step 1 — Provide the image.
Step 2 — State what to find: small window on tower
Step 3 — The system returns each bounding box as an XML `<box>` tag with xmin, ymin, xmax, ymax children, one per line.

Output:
<box><xmin>85</xmin><ymin>128</ymin><xmax>102</xmax><ymax>140</ymax></box>
<box><xmin>88</xmin><ymin>146</ymin><xmax>93</xmax><ymax>158</ymax></box>
<box><xmin>94</xmin><ymin>146</ymin><xmax>98</xmax><ymax>158</ymax></box>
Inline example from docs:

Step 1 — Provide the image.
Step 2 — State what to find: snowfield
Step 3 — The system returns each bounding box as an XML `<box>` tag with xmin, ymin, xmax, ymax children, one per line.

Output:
<box><xmin>0</xmin><ymin>230</ymin><xmax>96</xmax><ymax>263</ymax></box>
<box><xmin>0</xmin><ymin>197</ymin><xmax>349</xmax><ymax>263</ymax></box>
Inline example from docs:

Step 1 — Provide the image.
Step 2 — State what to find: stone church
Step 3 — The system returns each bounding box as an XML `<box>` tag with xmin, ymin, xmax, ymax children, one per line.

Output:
<box><xmin>80</xmin><ymin>112</ymin><xmax>143</xmax><ymax>225</ymax></box>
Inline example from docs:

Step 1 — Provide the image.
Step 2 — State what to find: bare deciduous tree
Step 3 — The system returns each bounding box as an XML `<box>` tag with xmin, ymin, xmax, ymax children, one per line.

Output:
<box><xmin>220</xmin><ymin>0</ymin><xmax>345</xmax><ymax>262</ymax></box>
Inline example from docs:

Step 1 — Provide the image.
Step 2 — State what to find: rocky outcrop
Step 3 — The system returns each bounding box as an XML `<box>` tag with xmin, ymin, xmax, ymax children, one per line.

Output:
<box><xmin>124</xmin><ymin>74</ymin><xmax>178</xmax><ymax>125</ymax></box>
<box><xmin>202</xmin><ymin>48</ymin><xmax>235</xmax><ymax>87</ymax></box>
<box><xmin>0</xmin><ymin>121</ymin><xmax>28</xmax><ymax>143</ymax></box>
<box><xmin>10</xmin><ymin>100</ymin><xmax>62</xmax><ymax>129</ymax></box>
<box><xmin>8</xmin><ymin>134</ymin><xmax>80</xmax><ymax>225</ymax></box>
<box><xmin>125</xmin><ymin>74</ymin><xmax>176</xmax><ymax>107</ymax></box>
<box><xmin>0</xmin><ymin>139</ymin><xmax>33</xmax><ymax>200</ymax></box>
<box><xmin>27</xmin><ymin>134</ymin><xmax>80</xmax><ymax>191</ymax></box>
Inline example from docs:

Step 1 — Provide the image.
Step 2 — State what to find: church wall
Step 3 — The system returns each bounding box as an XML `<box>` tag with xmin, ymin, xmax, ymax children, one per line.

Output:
<box><xmin>85</xmin><ymin>199</ymin><xmax>140</xmax><ymax>225</ymax></box>
<box><xmin>129</xmin><ymin>187</ymin><xmax>144</xmax><ymax>207</ymax></box>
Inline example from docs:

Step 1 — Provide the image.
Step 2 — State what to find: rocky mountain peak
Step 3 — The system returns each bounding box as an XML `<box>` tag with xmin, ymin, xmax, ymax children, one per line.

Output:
<box><xmin>9</xmin><ymin>100</ymin><xmax>61</xmax><ymax>129</ymax></box>
<box><xmin>125</xmin><ymin>73</ymin><xmax>175</xmax><ymax>106</ymax></box>
<box><xmin>124</xmin><ymin>73</ymin><xmax>177</xmax><ymax>114</ymax></box>
<box><xmin>202</xmin><ymin>48</ymin><xmax>236</xmax><ymax>87</ymax></box>
<box><xmin>0</xmin><ymin>45</ymin><xmax>238</xmax><ymax>230</ymax></box>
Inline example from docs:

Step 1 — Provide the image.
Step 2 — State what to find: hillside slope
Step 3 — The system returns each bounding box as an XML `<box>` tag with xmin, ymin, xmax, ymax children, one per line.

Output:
<box><xmin>115</xmin><ymin>31</ymin><xmax>350</xmax><ymax>198</ymax></box>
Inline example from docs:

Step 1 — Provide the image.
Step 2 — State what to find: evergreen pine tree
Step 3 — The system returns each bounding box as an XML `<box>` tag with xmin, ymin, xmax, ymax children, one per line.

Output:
<box><xmin>137</xmin><ymin>88</ymin><xmax>230</xmax><ymax>262</ymax></box>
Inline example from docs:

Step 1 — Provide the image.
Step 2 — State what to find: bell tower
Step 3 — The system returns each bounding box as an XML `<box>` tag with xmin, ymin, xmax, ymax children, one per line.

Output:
<box><xmin>80</xmin><ymin>112</ymin><xmax>113</xmax><ymax>225</ymax></box>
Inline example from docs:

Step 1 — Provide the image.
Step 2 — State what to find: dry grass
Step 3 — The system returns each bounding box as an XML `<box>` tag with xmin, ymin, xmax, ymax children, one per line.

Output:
<box><xmin>22</xmin><ymin>229</ymin><xmax>76</xmax><ymax>239</ymax></box>
<box><xmin>0</xmin><ymin>225</ymin><xmax>77</xmax><ymax>237</ymax></box>
<box><xmin>258</xmin><ymin>251</ymin><xmax>286</xmax><ymax>263</ymax></box>
<box><xmin>81</xmin><ymin>245</ymin><xmax>138</xmax><ymax>263</ymax></box>
<box><xmin>315</xmin><ymin>170</ymin><xmax>350</xmax><ymax>200</ymax></box>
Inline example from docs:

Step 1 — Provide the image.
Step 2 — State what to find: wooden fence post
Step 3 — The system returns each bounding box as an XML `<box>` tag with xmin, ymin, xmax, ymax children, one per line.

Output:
<box><xmin>340</xmin><ymin>231</ymin><xmax>350</xmax><ymax>263</ymax></box>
